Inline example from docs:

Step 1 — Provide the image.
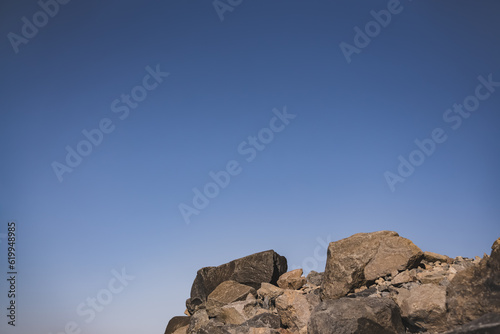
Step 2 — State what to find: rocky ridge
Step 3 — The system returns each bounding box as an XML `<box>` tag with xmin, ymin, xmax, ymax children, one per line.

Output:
<box><xmin>165</xmin><ymin>231</ymin><xmax>500</xmax><ymax>334</ymax></box>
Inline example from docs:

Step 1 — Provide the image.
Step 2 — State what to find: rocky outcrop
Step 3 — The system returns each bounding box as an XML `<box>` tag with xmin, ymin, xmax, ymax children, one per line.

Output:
<box><xmin>186</xmin><ymin>250</ymin><xmax>287</xmax><ymax>314</ymax></box>
<box><xmin>164</xmin><ymin>232</ymin><xmax>500</xmax><ymax>334</ymax></box>
<box><xmin>322</xmin><ymin>231</ymin><xmax>423</xmax><ymax>300</ymax></box>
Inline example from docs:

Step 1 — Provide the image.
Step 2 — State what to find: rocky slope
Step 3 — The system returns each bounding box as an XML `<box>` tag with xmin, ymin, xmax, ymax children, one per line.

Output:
<box><xmin>164</xmin><ymin>231</ymin><xmax>500</xmax><ymax>334</ymax></box>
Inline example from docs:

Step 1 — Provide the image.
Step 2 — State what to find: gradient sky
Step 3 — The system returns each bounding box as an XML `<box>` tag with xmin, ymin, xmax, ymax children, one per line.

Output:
<box><xmin>1</xmin><ymin>1</ymin><xmax>499</xmax><ymax>333</ymax></box>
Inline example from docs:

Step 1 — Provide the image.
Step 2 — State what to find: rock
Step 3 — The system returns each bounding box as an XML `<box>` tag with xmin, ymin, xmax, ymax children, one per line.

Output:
<box><xmin>393</xmin><ymin>283</ymin><xmax>447</xmax><ymax>332</ymax></box>
<box><xmin>187</xmin><ymin>309</ymin><xmax>210</xmax><ymax>333</ymax></box>
<box><xmin>447</xmin><ymin>237</ymin><xmax>500</xmax><ymax>328</ymax></box>
<box><xmin>308</xmin><ymin>297</ymin><xmax>405</xmax><ymax>334</ymax></box>
<box><xmin>392</xmin><ymin>269</ymin><xmax>417</xmax><ymax>285</ymax></box>
<box><xmin>275</xmin><ymin>290</ymin><xmax>312</xmax><ymax>333</ymax></box>
<box><xmin>215</xmin><ymin>299</ymin><xmax>262</xmax><ymax>325</ymax></box>
<box><xmin>443</xmin><ymin>312</ymin><xmax>500</xmax><ymax>334</ymax></box>
<box><xmin>207</xmin><ymin>281</ymin><xmax>257</xmax><ymax>317</ymax></box>
<box><xmin>424</xmin><ymin>251</ymin><xmax>450</xmax><ymax>263</ymax></box>
<box><xmin>257</xmin><ymin>283</ymin><xmax>284</xmax><ymax>301</ymax></box>
<box><xmin>322</xmin><ymin>231</ymin><xmax>423</xmax><ymax>299</ymax></box>
<box><xmin>345</xmin><ymin>286</ymin><xmax>378</xmax><ymax>298</ymax></box>
<box><xmin>277</xmin><ymin>269</ymin><xmax>306</xmax><ymax>290</ymax></box>
<box><xmin>416</xmin><ymin>269</ymin><xmax>447</xmax><ymax>285</ymax></box>
<box><xmin>306</xmin><ymin>271</ymin><xmax>324</xmax><ymax>286</ymax></box>
<box><xmin>187</xmin><ymin>250</ymin><xmax>287</xmax><ymax>314</ymax></box>
<box><xmin>241</xmin><ymin>313</ymin><xmax>281</xmax><ymax>329</ymax></box>
<box><xmin>171</xmin><ymin>325</ymin><xmax>188</xmax><ymax>334</ymax></box>
<box><xmin>164</xmin><ymin>316</ymin><xmax>190</xmax><ymax>334</ymax></box>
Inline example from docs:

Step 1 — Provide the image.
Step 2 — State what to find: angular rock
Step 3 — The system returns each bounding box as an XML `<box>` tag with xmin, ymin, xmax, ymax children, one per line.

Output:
<box><xmin>187</xmin><ymin>309</ymin><xmax>210</xmax><ymax>333</ymax></box>
<box><xmin>322</xmin><ymin>231</ymin><xmax>423</xmax><ymax>299</ymax></box>
<box><xmin>165</xmin><ymin>316</ymin><xmax>190</xmax><ymax>334</ymax></box>
<box><xmin>447</xmin><ymin>237</ymin><xmax>500</xmax><ymax>328</ymax></box>
<box><xmin>443</xmin><ymin>312</ymin><xmax>500</xmax><ymax>334</ymax></box>
<box><xmin>308</xmin><ymin>297</ymin><xmax>405</xmax><ymax>334</ymax></box>
<box><xmin>392</xmin><ymin>269</ymin><xmax>417</xmax><ymax>285</ymax></box>
<box><xmin>215</xmin><ymin>299</ymin><xmax>263</xmax><ymax>325</ymax></box>
<box><xmin>306</xmin><ymin>271</ymin><xmax>323</xmax><ymax>286</ymax></box>
<box><xmin>393</xmin><ymin>283</ymin><xmax>447</xmax><ymax>332</ymax></box>
<box><xmin>277</xmin><ymin>269</ymin><xmax>306</xmax><ymax>290</ymax></box>
<box><xmin>187</xmin><ymin>250</ymin><xmax>287</xmax><ymax>314</ymax></box>
<box><xmin>424</xmin><ymin>251</ymin><xmax>450</xmax><ymax>263</ymax></box>
<box><xmin>257</xmin><ymin>283</ymin><xmax>284</xmax><ymax>300</ymax></box>
<box><xmin>275</xmin><ymin>290</ymin><xmax>312</xmax><ymax>333</ymax></box>
<box><xmin>207</xmin><ymin>280</ymin><xmax>257</xmax><ymax>317</ymax></box>
<box><xmin>171</xmin><ymin>325</ymin><xmax>188</xmax><ymax>334</ymax></box>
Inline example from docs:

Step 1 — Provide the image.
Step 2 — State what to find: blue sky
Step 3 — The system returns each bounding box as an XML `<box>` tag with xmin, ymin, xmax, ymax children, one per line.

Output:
<box><xmin>1</xmin><ymin>0</ymin><xmax>499</xmax><ymax>333</ymax></box>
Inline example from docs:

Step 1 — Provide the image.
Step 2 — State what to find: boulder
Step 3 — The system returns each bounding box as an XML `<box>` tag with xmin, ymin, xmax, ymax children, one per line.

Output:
<box><xmin>393</xmin><ymin>283</ymin><xmax>447</xmax><ymax>332</ymax></box>
<box><xmin>424</xmin><ymin>251</ymin><xmax>450</xmax><ymax>263</ymax></box>
<box><xmin>306</xmin><ymin>271</ymin><xmax>323</xmax><ymax>286</ymax></box>
<box><xmin>207</xmin><ymin>281</ymin><xmax>257</xmax><ymax>317</ymax></box>
<box><xmin>443</xmin><ymin>312</ymin><xmax>500</xmax><ymax>334</ymax></box>
<box><xmin>447</xmin><ymin>237</ymin><xmax>500</xmax><ymax>327</ymax></box>
<box><xmin>187</xmin><ymin>250</ymin><xmax>287</xmax><ymax>314</ymax></box>
<box><xmin>277</xmin><ymin>269</ymin><xmax>306</xmax><ymax>290</ymax></box>
<box><xmin>308</xmin><ymin>297</ymin><xmax>405</xmax><ymax>334</ymax></box>
<box><xmin>164</xmin><ymin>316</ymin><xmax>190</xmax><ymax>334</ymax></box>
<box><xmin>275</xmin><ymin>290</ymin><xmax>313</xmax><ymax>333</ymax></box>
<box><xmin>322</xmin><ymin>231</ymin><xmax>423</xmax><ymax>299</ymax></box>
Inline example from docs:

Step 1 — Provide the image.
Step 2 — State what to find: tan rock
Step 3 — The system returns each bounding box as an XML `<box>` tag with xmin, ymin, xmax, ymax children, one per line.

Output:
<box><xmin>277</xmin><ymin>269</ymin><xmax>306</xmax><ymax>290</ymax></box>
<box><xmin>322</xmin><ymin>231</ymin><xmax>423</xmax><ymax>299</ymax></box>
<box><xmin>206</xmin><ymin>280</ymin><xmax>257</xmax><ymax>317</ymax></box>
<box><xmin>275</xmin><ymin>290</ymin><xmax>312</xmax><ymax>333</ymax></box>
<box><xmin>257</xmin><ymin>282</ymin><xmax>284</xmax><ymax>300</ymax></box>
<box><xmin>392</xmin><ymin>269</ymin><xmax>417</xmax><ymax>285</ymax></box>
<box><xmin>424</xmin><ymin>251</ymin><xmax>450</xmax><ymax>263</ymax></box>
<box><xmin>394</xmin><ymin>284</ymin><xmax>447</xmax><ymax>332</ymax></box>
<box><xmin>171</xmin><ymin>325</ymin><xmax>188</xmax><ymax>334</ymax></box>
<box><xmin>216</xmin><ymin>300</ymin><xmax>257</xmax><ymax>325</ymax></box>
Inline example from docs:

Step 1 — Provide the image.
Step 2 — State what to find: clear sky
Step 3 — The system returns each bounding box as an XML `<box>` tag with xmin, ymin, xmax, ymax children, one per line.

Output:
<box><xmin>0</xmin><ymin>0</ymin><xmax>499</xmax><ymax>333</ymax></box>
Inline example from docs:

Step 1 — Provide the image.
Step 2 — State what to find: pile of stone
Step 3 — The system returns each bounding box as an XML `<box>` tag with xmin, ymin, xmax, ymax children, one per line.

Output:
<box><xmin>164</xmin><ymin>231</ymin><xmax>500</xmax><ymax>334</ymax></box>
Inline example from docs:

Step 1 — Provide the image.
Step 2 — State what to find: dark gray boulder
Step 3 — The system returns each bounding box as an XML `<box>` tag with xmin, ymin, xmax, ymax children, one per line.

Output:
<box><xmin>186</xmin><ymin>250</ymin><xmax>287</xmax><ymax>314</ymax></box>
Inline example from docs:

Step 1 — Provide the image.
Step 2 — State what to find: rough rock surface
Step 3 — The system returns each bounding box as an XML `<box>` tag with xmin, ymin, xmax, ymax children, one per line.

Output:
<box><xmin>275</xmin><ymin>290</ymin><xmax>315</xmax><ymax>333</ymax></box>
<box><xmin>165</xmin><ymin>232</ymin><xmax>500</xmax><ymax>334</ymax></box>
<box><xmin>393</xmin><ymin>284</ymin><xmax>447</xmax><ymax>332</ymax></box>
<box><xmin>277</xmin><ymin>269</ymin><xmax>306</xmax><ymax>290</ymax></box>
<box><xmin>308</xmin><ymin>297</ymin><xmax>405</xmax><ymax>334</ymax></box>
<box><xmin>207</xmin><ymin>281</ymin><xmax>257</xmax><ymax>317</ymax></box>
<box><xmin>165</xmin><ymin>316</ymin><xmax>191</xmax><ymax>334</ymax></box>
<box><xmin>187</xmin><ymin>250</ymin><xmax>287</xmax><ymax>314</ymax></box>
<box><xmin>443</xmin><ymin>313</ymin><xmax>500</xmax><ymax>334</ymax></box>
<box><xmin>447</xmin><ymin>238</ymin><xmax>500</xmax><ymax>327</ymax></box>
<box><xmin>322</xmin><ymin>231</ymin><xmax>423</xmax><ymax>299</ymax></box>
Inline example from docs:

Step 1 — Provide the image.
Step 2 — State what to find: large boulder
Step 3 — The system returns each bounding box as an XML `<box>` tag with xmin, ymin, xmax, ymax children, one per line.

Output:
<box><xmin>322</xmin><ymin>231</ymin><xmax>423</xmax><ymax>299</ymax></box>
<box><xmin>447</xmin><ymin>237</ymin><xmax>500</xmax><ymax>327</ymax></box>
<box><xmin>187</xmin><ymin>250</ymin><xmax>287</xmax><ymax>314</ymax></box>
<box><xmin>308</xmin><ymin>297</ymin><xmax>405</xmax><ymax>334</ymax></box>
